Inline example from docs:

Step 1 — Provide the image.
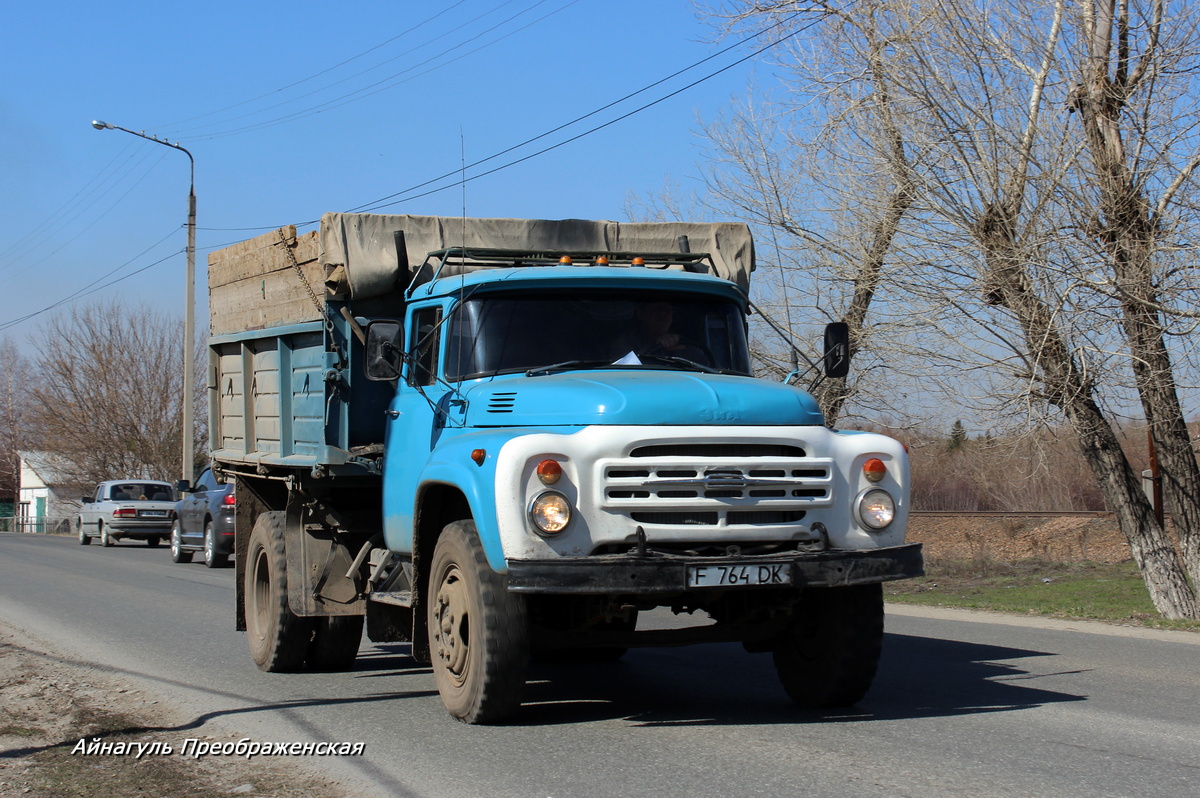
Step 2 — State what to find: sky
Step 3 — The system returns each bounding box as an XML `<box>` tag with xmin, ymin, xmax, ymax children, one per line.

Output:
<box><xmin>0</xmin><ymin>1</ymin><xmax>766</xmax><ymax>346</ymax></box>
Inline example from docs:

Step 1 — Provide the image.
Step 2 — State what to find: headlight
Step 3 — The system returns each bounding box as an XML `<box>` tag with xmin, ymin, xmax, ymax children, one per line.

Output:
<box><xmin>529</xmin><ymin>491</ymin><xmax>571</xmax><ymax>534</ymax></box>
<box><xmin>856</xmin><ymin>488</ymin><xmax>895</xmax><ymax>530</ymax></box>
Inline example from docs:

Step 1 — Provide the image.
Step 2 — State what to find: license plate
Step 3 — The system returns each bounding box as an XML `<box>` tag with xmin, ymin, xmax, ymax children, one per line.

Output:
<box><xmin>140</xmin><ymin>510</ymin><xmax>168</xmax><ymax>518</ymax></box>
<box><xmin>687</xmin><ymin>563</ymin><xmax>791</xmax><ymax>588</ymax></box>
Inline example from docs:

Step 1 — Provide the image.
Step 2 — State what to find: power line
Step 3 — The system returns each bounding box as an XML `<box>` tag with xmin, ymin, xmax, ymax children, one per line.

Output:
<box><xmin>169</xmin><ymin>0</ymin><xmax>575</xmax><ymax>140</ymax></box>
<box><xmin>0</xmin><ymin>229</ymin><xmax>181</xmax><ymax>333</ymax></box>
<box><xmin>210</xmin><ymin>9</ymin><xmax>815</xmax><ymax>232</ymax></box>
<box><xmin>0</xmin><ymin>144</ymin><xmax>164</xmax><ymax>270</ymax></box>
<box><xmin>3</xmin><ymin>8</ymin><xmax>819</xmax><ymax>332</ymax></box>
<box><xmin>155</xmin><ymin>0</ymin><xmax>473</xmax><ymax>132</ymax></box>
<box><xmin>349</xmin><ymin>11</ymin><xmax>809</xmax><ymax>214</ymax></box>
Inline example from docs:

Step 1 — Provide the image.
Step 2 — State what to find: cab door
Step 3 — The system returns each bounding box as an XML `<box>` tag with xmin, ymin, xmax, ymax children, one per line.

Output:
<box><xmin>382</xmin><ymin>305</ymin><xmax>449</xmax><ymax>554</ymax></box>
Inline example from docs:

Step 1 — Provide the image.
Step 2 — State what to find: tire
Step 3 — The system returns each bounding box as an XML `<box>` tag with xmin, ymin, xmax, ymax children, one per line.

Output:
<box><xmin>100</xmin><ymin>522</ymin><xmax>114</xmax><ymax>547</ymax></box>
<box><xmin>78</xmin><ymin>519</ymin><xmax>90</xmax><ymax>546</ymax></box>
<box><xmin>244</xmin><ymin>512</ymin><xmax>313</xmax><ymax>672</ymax></box>
<box><xmin>427</xmin><ymin>520</ymin><xmax>529</xmax><ymax>724</ymax></box>
<box><xmin>203</xmin><ymin>520</ymin><xmax>228</xmax><ymax>568</ymax></box>
<box><xmin>307</xmin><ymin>615</ymin><xmax>365</xmax><ymax>672</ymax></box>
<box><xmin>147</xmin><ymin>536</ymin><xmax>161</xmax><ymax>547</ymax></box>
<box><xmin>772</xmin><ymin>584</ymin><xmax>884</xmax><ymax>709</ymax></box>
<box><xmin>170</xmin><ymin>522</ymin><xmax>193</xmax><ymax>564</ymax></box>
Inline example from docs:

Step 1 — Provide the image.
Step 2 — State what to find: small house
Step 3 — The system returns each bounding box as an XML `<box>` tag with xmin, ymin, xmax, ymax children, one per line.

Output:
<box><xmin>16</xmin><ymin>451</ymin><xmax>80</xmax><ymax>534</ymax></box>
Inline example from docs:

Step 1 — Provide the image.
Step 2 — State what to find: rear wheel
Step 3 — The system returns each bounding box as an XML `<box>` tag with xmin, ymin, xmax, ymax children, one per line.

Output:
<box><xmin>307</xmin><ymin>615</ymin><xmax>364</xmax><ymax>672</ymax></box>
<box><xmin>428</xmin><ymin>520</ymin><xmax>529</xmax><ymax>724</ymax></box>
<box><xmin>772</xmin><ymin>584</ymin><xmax>884</xmax><ymax>708</ymax></box>
<box><xmin>244</xmin><ymin>512</ymin><xmax>312</xmax><ymax>672</ymax></box>
<box><xmin>170</xmin><ymin>522</ymin><xmax>193</xmax><ymax>563</ymax></box>
<box><xmin>203</xmin><ymin>521</ymin><xmax>228</xmax><ymax>568</ymax></box>
<box><xmin>77</xmin><ymin>519</ymin><xmax>90</xmax><ymax>546</ymax></box>
<box><xmin>100</xmin><ymin>523</ymin><xmax>114</xmax><ymax>547</ymax></box>
<box><xmin>146</xmin><ymin>535</ymin><xmax>161</xmax><ymax>547</ymax></box>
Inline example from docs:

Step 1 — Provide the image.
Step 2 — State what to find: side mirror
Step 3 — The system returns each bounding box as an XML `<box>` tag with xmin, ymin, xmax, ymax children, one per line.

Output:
<box><xmin>823</xmin><ymin>322</ymin><xmax>851</xmax><ymax>379</ymax></box>
<box><xmin>365</xmin><ymin>319</ymin><xmax>405</xmax><ymax>381</ymax></box>
<box><xmin>175</xmin><ymin>480</ymin><xmax>192</xmax><ymax>494</ymax></box>
<box><xmin>81</xmin><ymin>496</ymin><xmax>92</xmax><ymax>504</ymax></box>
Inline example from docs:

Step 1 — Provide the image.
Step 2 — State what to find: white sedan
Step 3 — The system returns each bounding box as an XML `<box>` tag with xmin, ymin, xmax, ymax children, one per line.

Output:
<box><xmin>77</xmin><ymin>480</ymin><xmax>177</xmax><ymax>547</ymax></box>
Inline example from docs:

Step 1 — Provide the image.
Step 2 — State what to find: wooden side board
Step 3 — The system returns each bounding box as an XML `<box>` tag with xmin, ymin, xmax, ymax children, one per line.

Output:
<box><xmin>208</xmin><ymin>227</ymin><xmax>326</xmax><ymax>335</ymax></box>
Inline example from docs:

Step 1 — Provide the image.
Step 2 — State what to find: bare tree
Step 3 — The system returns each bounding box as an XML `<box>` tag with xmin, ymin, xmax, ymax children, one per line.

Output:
<box><xmin>23</xmin><ymin>300</ymin><xmax>201</xmax><ymax>493</ymax></box>
<box><xmin>702</xmin><ymin>0</ymin><xmax>1200</xmax><ymax>617</ymax></box>
<box><xmin>0</xmin><ymin>338</ymin><xmax>30</xmax><ymax>510</ymax></box>
<box><xmin>1067</xmin><ymin>0</ymin><xmax>1200</xmax><ymax>587</ymax></box>
<box><xmin>678</xmin><ymin>6</ymin><xmax>925</xmax><ymax>426</ymax></box>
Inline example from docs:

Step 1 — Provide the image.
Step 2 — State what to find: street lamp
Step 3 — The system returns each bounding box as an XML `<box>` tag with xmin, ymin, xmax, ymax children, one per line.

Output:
<box><xmin>91</xmin><ymin>120</ymin><xmax>197</xmax><ymax>484</ymax></box>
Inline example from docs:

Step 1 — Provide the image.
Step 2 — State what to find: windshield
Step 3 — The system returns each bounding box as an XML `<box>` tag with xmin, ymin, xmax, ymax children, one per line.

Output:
<box><xmin>444</xmin><ymin>290</ymin><xmax>751</xmax><ymax>379</ymax></box>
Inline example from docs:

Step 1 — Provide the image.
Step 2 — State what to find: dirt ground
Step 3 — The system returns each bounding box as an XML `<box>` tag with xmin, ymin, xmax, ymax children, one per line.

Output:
<box><xmin>907</xmin><ymin>513</ymin><xmax>1132</xmax><ymax>563</ymax></box>
<box><xmin>0</xmin><ymin>621</ymin><xmax>348</xmax><ymax>798</ymax></box>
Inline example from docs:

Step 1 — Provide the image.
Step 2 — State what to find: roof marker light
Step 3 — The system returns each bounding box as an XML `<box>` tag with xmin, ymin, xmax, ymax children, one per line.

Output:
<box><xmin>559</xmin><ymin>255</ymin><xmax>573</xmax><ymax>265</ymax></box>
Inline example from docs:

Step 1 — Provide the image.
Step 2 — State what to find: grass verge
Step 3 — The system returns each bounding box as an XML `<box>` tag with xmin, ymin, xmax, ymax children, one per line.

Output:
<box><xmin>883</xmin><ymin>558</ymin><xmax>1200</xmax><ymax>633</ymax></box>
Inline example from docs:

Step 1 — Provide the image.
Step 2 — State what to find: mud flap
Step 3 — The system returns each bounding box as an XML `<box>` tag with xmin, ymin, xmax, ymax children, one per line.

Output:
<box><xmin>284</xmin><ymin>503</ymin><xmax>368</xmax><ymax>616</ymax></box>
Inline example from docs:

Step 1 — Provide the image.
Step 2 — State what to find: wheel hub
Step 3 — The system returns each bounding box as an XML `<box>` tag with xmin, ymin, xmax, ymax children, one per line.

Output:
<box><xmin>432</xmin><ymin>566</ymin><xmax>470</xmax><ymax>686</ymax></box>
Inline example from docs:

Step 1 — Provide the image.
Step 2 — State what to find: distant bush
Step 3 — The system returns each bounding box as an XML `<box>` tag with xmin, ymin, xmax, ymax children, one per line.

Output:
<box><xmin>897</xmin><ymin>423</ymin><xmax>1151</xmax><ymax>512</ymax></box>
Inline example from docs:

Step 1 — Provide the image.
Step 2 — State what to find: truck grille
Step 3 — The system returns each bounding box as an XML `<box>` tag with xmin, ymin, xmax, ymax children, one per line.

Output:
<box><xmin>598</xmin><ymin>447</ymin><xmax>833</xmax><ymax>529</ymax></box>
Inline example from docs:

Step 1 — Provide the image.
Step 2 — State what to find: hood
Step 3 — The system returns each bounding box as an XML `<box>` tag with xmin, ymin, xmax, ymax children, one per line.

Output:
<box><xmin>462</xmin><ymin>370</ymin><xmax>824</xmax><ymax>427</ymax></box>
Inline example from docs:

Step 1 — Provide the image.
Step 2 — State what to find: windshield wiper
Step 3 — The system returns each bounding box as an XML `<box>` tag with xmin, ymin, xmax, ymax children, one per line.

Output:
<box><xmin>636</xmin><ymin>355</ymin><xmax>721</xmax><ymax>374</ymax></box>
<box><xmin>525</xmin><ymin>359</ymin><xmax>626</xmax><ymax>377</ymax></box>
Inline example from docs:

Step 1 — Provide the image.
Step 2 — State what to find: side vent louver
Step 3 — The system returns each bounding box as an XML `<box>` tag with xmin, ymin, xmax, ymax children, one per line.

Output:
<box><xmin>487</xmin><ymin>392</ymin><xmax>517</xmax><ymax>413</ymax></box>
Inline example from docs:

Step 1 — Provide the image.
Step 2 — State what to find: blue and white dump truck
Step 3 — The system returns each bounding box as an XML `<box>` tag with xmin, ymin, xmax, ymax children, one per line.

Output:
<box><xmin>207</xmin><ymin>213</ymin><xmax>923</xmax><ymax>723</ymax></box>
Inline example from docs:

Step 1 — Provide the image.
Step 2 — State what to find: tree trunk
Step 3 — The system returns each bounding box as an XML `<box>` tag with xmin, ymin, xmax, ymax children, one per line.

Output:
<box><xmin>975</xmin><ymin>207</ymin><xmax>1198</xmax><ymax>619</ymax></box>
<box><xmin>1074</xmin><ymin>0</ymin><xmax>1200</xmax><ymax>587</ymax></box>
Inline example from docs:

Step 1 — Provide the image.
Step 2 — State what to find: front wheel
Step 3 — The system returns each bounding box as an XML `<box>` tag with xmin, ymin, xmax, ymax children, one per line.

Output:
<box><xmin>772</xmin><ymin>584</ymin><xmax>884</xmax><ymax>709</ymax></box>
<box><xmin>77</xmin><ymin>519</ymin><xmax>90</xmax><ymax>546</ymax></box>
<box><xmin>244</xmin><ymin>512</ymin><xmax>313</xmax><ymax>672</ymax></box>
<box><xmin>170</xmin><ymin>522</ymin><xmax>192</xmax><ymax>563</ymax></box>
<box><xmin>428</xmin><ymin>520</ymin><xmax>529</xmax><ymax>724</ymax></box>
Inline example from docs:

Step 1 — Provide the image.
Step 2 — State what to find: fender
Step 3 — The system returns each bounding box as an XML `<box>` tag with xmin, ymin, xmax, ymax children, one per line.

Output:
<box><xmin>387</xmin><ymin>428</ymin><xmax>554</xmax><ymax>572</ymax></box>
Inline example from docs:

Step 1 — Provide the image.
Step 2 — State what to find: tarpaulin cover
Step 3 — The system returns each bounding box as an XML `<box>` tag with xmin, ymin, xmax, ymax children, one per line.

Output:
<box><xmin>317</xmin><ymin>213</ymin><xmax>755</xmax><ymax>298</ymax></box>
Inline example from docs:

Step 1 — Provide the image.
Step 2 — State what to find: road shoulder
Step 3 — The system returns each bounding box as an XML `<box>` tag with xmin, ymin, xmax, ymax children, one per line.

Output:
<box><xmin>886</xmin><ymin>602</ymin><xmax>1200</xmax><ymax>645</ymax></box>
<box><xmin>0</xmin><ymin>617</ymin><xmax>350</xmax><ymax>798</ymax></box>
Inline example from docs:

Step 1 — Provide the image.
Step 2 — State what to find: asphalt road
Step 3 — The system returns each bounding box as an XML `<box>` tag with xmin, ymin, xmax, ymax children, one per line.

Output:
<box><xmin>2</xmin><ymin>532</ymin><xmax>1198</xmax><ymax>798</ymax></box>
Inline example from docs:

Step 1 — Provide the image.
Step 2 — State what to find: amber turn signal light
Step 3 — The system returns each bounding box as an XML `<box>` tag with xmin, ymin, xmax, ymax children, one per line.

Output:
<box><xmin>536</xmin><ymin>459</ymin><xmax>562</xmax><ymax>484</ymax></box>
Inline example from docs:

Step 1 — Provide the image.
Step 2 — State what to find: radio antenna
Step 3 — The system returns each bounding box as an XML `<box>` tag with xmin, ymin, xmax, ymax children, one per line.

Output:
<box><xmin>460</xmin><ymin>127</ymin><xmax>467</xmax><ymax>264</ymax></box>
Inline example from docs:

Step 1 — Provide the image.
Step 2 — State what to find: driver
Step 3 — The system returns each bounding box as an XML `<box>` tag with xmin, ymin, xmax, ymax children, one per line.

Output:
<box><xmin>622</xmin><ymin>301</ymin><xmax>707</xmax><ymax>363</ymax></box>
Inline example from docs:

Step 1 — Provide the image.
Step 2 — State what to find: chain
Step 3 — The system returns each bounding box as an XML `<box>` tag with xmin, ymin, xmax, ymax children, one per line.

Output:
<box><xmin>280</xmin><ymin>228</ymin><xmax>325</xmax><ymax>314</ymax></box>
<box><xmin>278</xmin><ymin>228</ymin><xmax>342</xmax><ymax>362</ymax></box>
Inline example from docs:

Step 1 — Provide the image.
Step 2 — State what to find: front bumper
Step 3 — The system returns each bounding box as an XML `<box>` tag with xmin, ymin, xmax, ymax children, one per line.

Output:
<box><xmin>505</xmin><ymin>542</ymin><xmax>923</xmax><ymax>594</ymax></box>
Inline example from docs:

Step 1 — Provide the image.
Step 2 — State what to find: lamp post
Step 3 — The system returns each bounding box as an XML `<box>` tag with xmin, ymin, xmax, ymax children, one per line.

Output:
<box><xmin>91</xmin><ymin>120</ymin><xmax>196</xmax><ymax>484</ymax></box>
